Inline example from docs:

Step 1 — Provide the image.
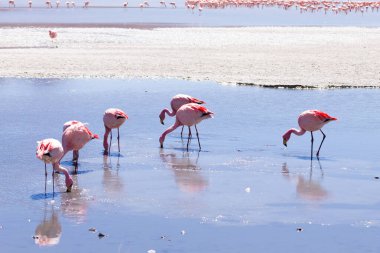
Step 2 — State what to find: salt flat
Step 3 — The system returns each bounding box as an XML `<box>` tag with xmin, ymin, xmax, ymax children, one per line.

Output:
<box><xmin>1</xmin><ymin>27</ymin><xmax>379</xmax><ymax>88</ymax></box>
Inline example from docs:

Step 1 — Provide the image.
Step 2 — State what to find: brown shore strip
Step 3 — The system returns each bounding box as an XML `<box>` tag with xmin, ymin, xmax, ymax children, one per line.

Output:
<box><xmin>0</xmin><ymin>26</ymin><xmax>379</xmax><ymax>89</ymax></box>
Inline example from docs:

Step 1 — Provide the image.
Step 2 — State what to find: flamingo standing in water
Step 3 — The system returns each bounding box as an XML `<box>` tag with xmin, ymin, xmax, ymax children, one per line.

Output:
<box><xmin>61</xmin><ymin>122</ymin><xmax>99</xmax><ymax>172</ymax></box>
<box><xmin>282</xmin><ymin>110</ymin><xmax>337</xmax><ymax>159</ymax></box>
<box><xmin>36</xmin><ymin>138</ymin><xmax>73</xmax><ymax>194</ymax></box>
<box><xmin>159</xmin><ymin>103</ymin><xmax>214</xmax><ymax>151</ymax></box>
<box><xmin>103</xmin><ymin>108</ymin><xmax>128</xmax><ymax>154</ymax></box>
<box><xmin>159</xmin><ymin>94</ymin><xmax>205</xmax><ymax>136</ymax></box>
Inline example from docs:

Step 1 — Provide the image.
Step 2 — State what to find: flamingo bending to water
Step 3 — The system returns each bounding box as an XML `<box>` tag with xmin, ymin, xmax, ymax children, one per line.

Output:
<box><xmin>282</xmin><ymin>110</ymin><xmax>337</xmax><ymax>159</ymax></box>
<box><xmin>36</xmin><ymin>138</ymin><xmax>73</xmax><ymax>194</ymax></box>
<box><xmin>103</xmin><ymin>108</ymin><xmax>128</xmax><ymax>154</ymax></box>
<box><xmin>159</xmin><ymin>94</ymin><xmax>205</xmax><ymax>136</ymax></box>
<box><xmin>61</xmin><ymin>122</ymin><xmax>99</xmax><ymax>172</ymax></box>
<box><xmin>159</xmin><ymin>103</ymin><xmax>214</xmax><ymax>151</ymax></box>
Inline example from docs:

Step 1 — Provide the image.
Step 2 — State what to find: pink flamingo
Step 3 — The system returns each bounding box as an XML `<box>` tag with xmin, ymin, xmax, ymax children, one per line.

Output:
<box><xmin>28</xmin><ymin>0</ymin><xmax>32</xmax><ymax>7</ymax></box>
<box><xmin>282</xmin><ymin>110</ymin><xmax>337</xmax><ymax>159</ymax></box>
<box><xmin>49</xmin><ymin>30</ymin><xmax>57</xmax><ymax>47</ymax></box>
<box><xmin>159</xmin><ymin>103</ymin><xmax>214</xmax><ymax>151</ymax></box>
<box><xmin>36</xmin><ymin>138</ymin><xmax>73</xmax><ymax>194</ymax></box>
<box><xmin>159</xmin><ymin>94</ymin><xmax>205</xmax><ymax>136</ymax></box>
<box><xmin>103</xmin><ymin>108</ymin><xmax>128</xmax><ymax>154</ymax></box>
<box><xmin>9</xmin><ymin>0</ymin><xmax>15</xmax><ymax>7</ymax></box>
<box><xmin>61</xmin><ymin>122</ymin><xmax>99</xmax><ymax>172</ymax></box>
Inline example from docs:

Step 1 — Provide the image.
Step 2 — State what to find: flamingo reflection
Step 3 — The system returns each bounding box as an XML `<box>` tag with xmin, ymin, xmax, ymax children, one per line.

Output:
<box><xmin>282</xmin><ymin>161</ymin><xmax>328</xmax><ymax>202</ymax></box>
<box><xmin>60</xmin><ymin>175</ymin><xmax>89</xmax><ymax>223</ymax></box>
<box><xmin>160</xmin><ymin>150</ymin><xmax>208</xmax><ymax>193</ymax></box>
<box><xmin>34</xmin><ymin>202</ymin><xmax>61</xmax><ymax>247</ymax></box>
<box><xmin>102</xmin><ymin>155</ymin><xmax>124</xmax><ymax>197</ymax></box>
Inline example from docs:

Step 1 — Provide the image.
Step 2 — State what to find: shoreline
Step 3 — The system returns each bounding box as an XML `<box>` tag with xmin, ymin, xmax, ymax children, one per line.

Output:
<box><xmin>1</xmin><ymin>26</ymin><xmax>379</xmax><ymax>89</ymax></box>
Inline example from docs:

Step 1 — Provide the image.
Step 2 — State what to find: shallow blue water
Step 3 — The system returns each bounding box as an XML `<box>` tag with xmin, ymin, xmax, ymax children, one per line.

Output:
<box><xmin>1</xmin><ymin>5</ymin><xmax>380</xmax><ymax>27</ymax></box>
<box><xmin>0</xmin><ymin>78</ymin><xmax>380</xmax><ymax>252</ymax></box>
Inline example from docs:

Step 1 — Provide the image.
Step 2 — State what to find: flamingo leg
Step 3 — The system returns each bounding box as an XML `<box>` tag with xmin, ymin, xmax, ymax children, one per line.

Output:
<box><xmin>44</xmin><ymin>163</ymin><xmax>47</xmax><ymax>196</ymax></box>
<box><xmin>117</xmin><ymin>127</ymin><xmax>120</xmax><ymax>153</ymax></box>
<box><xmin>74</xmin><ymin>162</ymin><xmax>78</xmax><ymax>174</ymax></box>
<box><xmin>180</xmin><ymin>126</ymin><xmax>184</xmax><ymax>138</ymax></box>
<box><xmin>73</xmin><ymin>150</ymin><xmax>79</xmax><ymax>163</ymax></box>
<box><xmin>109</xmin><ymin>129</ymin><xmax>112</xmax><ymax>155</ymax></box>
<box><xmin>187</xmin><ymin>127</ymin><xmax>192</xmax><ymax>151</ymax></box>
<box><xmin>195</xmin><ymin>124</ymin><xmax>201</xmax><ymax>150</ymax></box>
<box><xmin>316</xmin><ymin>129</ymin><xmax>326</xmax><ymax>158</ymax></box>
<box><xmin>52</xmin><ymin>169</ymin><xmax>55</xmax><ymax>198</ymax></box>
<box><xmin>310</xmin><ymin>131</ymin><xmax>314</xmax><ymax>160</ymax></box>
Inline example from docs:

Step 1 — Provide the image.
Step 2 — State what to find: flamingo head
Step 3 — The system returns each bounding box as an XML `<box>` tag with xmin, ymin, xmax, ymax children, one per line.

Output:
<box><xmin>159</xmin><ymin>111</ymin><xmax>165</xmax><ymax>125</ymax></box>
<box><xmin>66</xmin><ymin>177</ymin><xmax>73</xmax><ymax>192</ymax></box>
<box><xmin>282</xmin><ymin>131</ymin><xmax>292</xmax><ymax>147</ymax></box>
<box><xmin>159</xmin><ymin>136</ymin><xmax>164</xmax><ymax>148</ymax></box>
<box><xmin>92</xmin><ymin>134</ymin><xmax>99</xmax><ymax>140</ymax></box>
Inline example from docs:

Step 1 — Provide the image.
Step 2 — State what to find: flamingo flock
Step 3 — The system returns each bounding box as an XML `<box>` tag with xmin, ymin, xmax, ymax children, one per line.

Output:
<box><xmin>2</xmin><ymin>0</ymin><xmax>379</xmax><ymax>14</ymax></box>
<box><xmin>36</xmin><ymin>88</ymin><xmax>338</xmax><ymax>195</ymax></box>
<box><xmin>185</xmin><ymin>0</ymin><xmax>380</xmax><ymax>14</ymax></box>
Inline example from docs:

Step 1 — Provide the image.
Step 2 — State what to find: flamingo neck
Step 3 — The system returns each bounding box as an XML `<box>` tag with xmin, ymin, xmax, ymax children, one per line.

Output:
<box><xmin>291</xmin><ymin>128</ymin><xmax>306</xmax><ymax>136</ymax></box>
<box><xmin>160</xmin><ymin>108</ymin><xmax>176</xmax><ymax>120</ymax></box>
<box><xmin>159</xmin><ymin>120</ymin><xmax>182</xmax><ymax>146</ymax></box>
<box><xmin>283</xmin><ymin>128</ymin><xmax>306</xmax><ymax>141</ymax></box>
<box><xmin>103</xmin><ymin>126</ymin><xmax>111</xmax><ymax>150</ymax></box>
<box><xmin>53</xmin><ymin>163</ymin><xmax>73</xmax><ymax>188</ymax></box>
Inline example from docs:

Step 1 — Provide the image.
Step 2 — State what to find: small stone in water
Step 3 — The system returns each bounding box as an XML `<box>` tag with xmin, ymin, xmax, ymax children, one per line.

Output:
<box><xmin>296</xmin><ymin>228</ymin><xmax>303</xmax><ymax>232</ymax></box>
<box><xmin>147</xmin><ymin>250</ymin><xmax>156</xmax><ymax>253</ymax></box>
<box><xmin>181</xmin><ymin>230</ymin><xmax>186</xmax><ymax>235</ymax></box>
<box><xmin>89</xmin><ymin>227</ymin><xmax>97</xmax><ymax>232</ymax></box>
<box><xmin>245</xmin><ymin>187</ymin><xmax>251</xmax><ymax>193</ymax></box>
<box><xmin>374</xmin><ymin>176</ymin><xmax>379</xmax><ymax>179</ymax></box>
<box><xmin>98</xmin><ymin>232</ymin><xmax>106</xmax><ymax>239</ymax></box>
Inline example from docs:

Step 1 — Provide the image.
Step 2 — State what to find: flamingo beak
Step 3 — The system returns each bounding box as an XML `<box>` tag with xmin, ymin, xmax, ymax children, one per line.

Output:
<box><xmin>283</xmin><ymin>138</ymin><xmax>287</xmax><ymax>147</ymax></box>
<box><xmin>160</xmin><ymin>119</ymin><xmax>164</xmax><ymax>125</ymax></box>
<box><xmin>66</xmin><ymin>184</ymin><xmax>73</xmax><ymax>193</ymax></box>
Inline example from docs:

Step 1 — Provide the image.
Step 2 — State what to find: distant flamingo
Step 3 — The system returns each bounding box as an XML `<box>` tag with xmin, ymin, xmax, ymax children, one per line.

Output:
<box><xmin>49</xmin><ymin>30</ymin><xmax>57</xmax><ymax>47</ymax></box>
<box><xmin>160</xmin><ymin>0</ymin><xmax>166</xmax><ymax>7</ymax></box>
<box><xmin>61</xmin><ymin>122</ymin><xmax>99</xmax><ymax>172</ymax></box>
<box><xmin>123</xmin><ymin>1</ymin><xmax>128</xmax><ymax>7</ymax></box>
<box><xmin>56</xmin><ymin>0</ymin><xmax>60</xmax><ymax>7</ymax></box>
<box><xmin>159</xmin><ymin>103</ymin><xmax>214</xmax><ymax>151</ymax></box>
<box><xmin>83</xmin><ymin>0</ymin><xmax>89</xmax><ymax>7</ymax></box>
<box><xmin>46</xmin><ymin>0</ymin><xmax>52</xmax><ymax>8</ymax></box>
<box><xmin>28</xmin><ymin>0</ymin><xmax>32</xmax><ymax>7</ymax></box>
<box><xmin>169</xmin><ymin>1</ymin><xmax>176</xmax><ymax>8</ymax></box>
<box><xmin>8</xmin><ymin>0</ymin><xmax>15</xmax><ymax>7</ymax></box>
<box><xmin>282</xmin><ymin>110</ymin><xmax>337</xmax><ymax>159</ymax></box>
<box><xmin>159</xmin><ymin>94</ymin><xmax>205</xmax><ymax>136</ymax></box>
<box><xmin>36</xmin><ymin>138</ymin><xmax>73</xmax><ymax>194</ymax></box>
<box><xmin>103</xmin><ymin>108</ymin><xmax>128</xmax><ymax>154</ymax></box>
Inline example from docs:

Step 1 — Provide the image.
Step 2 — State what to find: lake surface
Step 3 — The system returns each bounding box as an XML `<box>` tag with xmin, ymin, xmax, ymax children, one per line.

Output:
<box><xmin>1</xmin><ymin>4</ymin><xmax>380</xmax><ymax>27</ymax></box>
<box><xmin>0</xmin><ymin>78</ymin><xmax>379</xmax><ymax>252</ymax></box>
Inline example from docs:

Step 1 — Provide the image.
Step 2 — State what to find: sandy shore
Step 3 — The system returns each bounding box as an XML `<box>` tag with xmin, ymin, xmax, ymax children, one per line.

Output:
<box><xmin>0</xmin><ymin>26</ymin><xmax>379</xmax><ymax>88</ymax></box>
